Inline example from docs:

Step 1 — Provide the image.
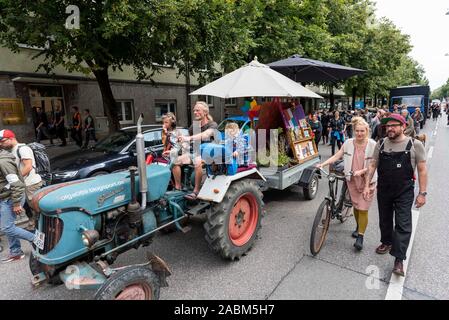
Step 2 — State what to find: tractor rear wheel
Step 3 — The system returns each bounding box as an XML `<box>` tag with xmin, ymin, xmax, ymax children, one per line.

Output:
<box><xmin>204</xmin><ymin>180</ymin><xmax>264</xmax><ymax>261</ymax></box>
<box><xmin>95</xmin><ymin>266</ymin><xmax>160</xmax><ymax>300</ymax></box>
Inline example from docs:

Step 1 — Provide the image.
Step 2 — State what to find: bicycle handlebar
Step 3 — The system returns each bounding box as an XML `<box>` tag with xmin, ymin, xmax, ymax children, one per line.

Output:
<box><xmin>317</xmin><ymin>166</ymin><xmax>353</xmax><ymax>178</ymax></box>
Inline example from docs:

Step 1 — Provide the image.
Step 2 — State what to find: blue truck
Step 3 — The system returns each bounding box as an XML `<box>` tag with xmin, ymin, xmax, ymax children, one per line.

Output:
<box><xmin>389</xmin><ymin>85</ymin><xmax>430</xmax><ymax>126</ymax></box>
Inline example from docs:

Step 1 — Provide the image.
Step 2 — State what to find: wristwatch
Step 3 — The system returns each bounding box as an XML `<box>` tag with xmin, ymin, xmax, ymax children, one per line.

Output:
<box><xmin>418</xmin><ymin>192</ymin><xmax>427</xmax><ymax>197</ymax></box>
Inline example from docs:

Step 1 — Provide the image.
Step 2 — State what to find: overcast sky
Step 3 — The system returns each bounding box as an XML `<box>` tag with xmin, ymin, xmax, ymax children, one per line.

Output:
<box><xmin>374</xmin><ymin>0</ymin><xmax>448</xmax><ymax>90</ymax></box>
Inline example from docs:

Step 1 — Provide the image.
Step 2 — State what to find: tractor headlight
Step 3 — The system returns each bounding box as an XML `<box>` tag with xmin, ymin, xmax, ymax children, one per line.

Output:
<box><xmin>81</xmin><ymin>230</ymin><xmax>100</xmax><ymax>247</ymax></box>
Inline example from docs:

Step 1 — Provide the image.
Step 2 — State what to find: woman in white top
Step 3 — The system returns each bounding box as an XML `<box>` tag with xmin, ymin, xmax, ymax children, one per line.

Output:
<box><xmin>317</xmin><ymin>117</ymin><xmax>377</xmax><ymax>251</ymax></box>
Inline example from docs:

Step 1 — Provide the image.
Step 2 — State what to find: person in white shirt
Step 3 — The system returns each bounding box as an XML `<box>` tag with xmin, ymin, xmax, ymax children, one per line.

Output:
<box><xmin>0</xmin><ymin>130</ymin><xmax>43</xmax><ymax>230</ymax></box>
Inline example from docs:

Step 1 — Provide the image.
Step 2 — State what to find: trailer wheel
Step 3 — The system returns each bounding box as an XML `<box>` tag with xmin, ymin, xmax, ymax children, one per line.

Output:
<box><xmin>95</xmin><ymin>266</ymin><xmax>160</xmax><ymax>300</ymax></box>
<box><xmin>29</xmin><ymin>254</ymin><xmax>63</xmax><ymax>285</ymax></box>
<box><xmin>204</xmin><ymin>180</ymin><xmax>264</xmax><ymax>261</ymax></box>
<box><xmin>303</xmin><ymin>174</ymin><xmax>319</xmax><ymax>200</ymax></box>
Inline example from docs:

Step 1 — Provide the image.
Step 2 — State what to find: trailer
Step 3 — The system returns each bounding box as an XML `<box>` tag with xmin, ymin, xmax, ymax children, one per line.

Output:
<box><xmin>259</xmin><ymin>157</ymin><xmax>320</xmax><ymax>200</ymax></box>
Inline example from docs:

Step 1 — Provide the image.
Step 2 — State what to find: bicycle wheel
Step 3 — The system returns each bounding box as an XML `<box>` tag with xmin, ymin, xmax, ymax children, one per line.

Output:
<box><xmin>310</xmin><ymin>199</ymin><xmax>331</xmax><ymax>256</ymax></box>
<box><xmin>338</xmin><ymin>184</ymin><xmax>352</xmax><ymax>223</ymax></box>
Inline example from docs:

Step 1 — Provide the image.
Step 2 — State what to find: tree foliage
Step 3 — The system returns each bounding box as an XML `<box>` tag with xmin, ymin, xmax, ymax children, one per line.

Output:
<box><xmin>0</xmin><ymin>0</ymin><xmax>429</xmax><ymax>130</ymax></box>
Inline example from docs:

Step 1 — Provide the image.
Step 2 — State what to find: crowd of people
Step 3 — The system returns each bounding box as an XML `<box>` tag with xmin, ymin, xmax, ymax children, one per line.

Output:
<box><xmin>34</xmin><ymin>106</ymin><xmax>97</xmax><ymax>149</ymax></box>
<box><xmin>307</xmin><ymin>103</ymin><xmax>432</xmax><ymax>154</ymax></box>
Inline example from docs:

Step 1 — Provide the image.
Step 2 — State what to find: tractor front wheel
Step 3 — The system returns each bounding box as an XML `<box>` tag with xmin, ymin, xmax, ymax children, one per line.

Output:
<box><xmin>95</xmin><ymin>266</ymin><xmax>160</xmax><ymax>300</ymax></box>
<box><xmin>204</xmin><ymin>180</ymin><xmax>264</xmax><ymax>261</ymax></box>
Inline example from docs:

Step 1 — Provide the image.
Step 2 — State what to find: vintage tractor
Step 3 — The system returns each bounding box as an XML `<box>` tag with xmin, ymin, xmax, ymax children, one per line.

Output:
<box><xmin>29</xmin><ymin>115</ymin><xmax>265</xmax><ymax>300</ymax></box>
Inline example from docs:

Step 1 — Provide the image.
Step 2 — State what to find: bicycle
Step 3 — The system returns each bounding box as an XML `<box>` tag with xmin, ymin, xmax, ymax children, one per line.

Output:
<box><xmin>310</xmin><ymin>167</ymin><xmax>353</xmax><ymax>256</ymax></box>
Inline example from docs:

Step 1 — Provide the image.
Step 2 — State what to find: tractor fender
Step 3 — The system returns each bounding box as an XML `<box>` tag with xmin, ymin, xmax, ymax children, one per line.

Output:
<box><xmin>197</xmin><ymin>168</ymin><xmax>266</xmax><ymax>203</ymax></box>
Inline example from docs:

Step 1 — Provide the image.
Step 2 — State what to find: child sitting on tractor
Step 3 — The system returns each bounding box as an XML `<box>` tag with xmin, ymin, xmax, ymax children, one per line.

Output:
<box><xmin>224</xmin><ymin>122</ymin><xmax>247</xmax><ymax>175</ymax></box>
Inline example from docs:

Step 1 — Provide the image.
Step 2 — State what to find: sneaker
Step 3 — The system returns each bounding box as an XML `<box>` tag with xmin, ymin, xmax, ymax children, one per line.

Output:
<box><xmin>351</xmin><ymin>230</ymin><xmax>359</xmax><ymax>238</ymax></box>
<box><xmin>392</xmin><ymin>259</ymin><xmax>405</xmax><ymax>277</ymax></box>
<box><xmin>1</xmin><ymin>253</ymin><xmax>25</xmax><ymax>263</ymax></box>
<box><xmin>354</xmin><ymin>235</ymin><xmax>364</xmax><ymax>251</ymax></box>
<box><xmin>375</xmin><ymin>243</ymin><xmax>392</xmax><ymax>254</ymax></box>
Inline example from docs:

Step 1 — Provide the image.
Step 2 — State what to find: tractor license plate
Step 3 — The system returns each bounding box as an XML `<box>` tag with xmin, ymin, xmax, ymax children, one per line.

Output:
<box><xmin>33</xmin><ymin>230</ymin><xmax>45</xmax><ymax>250</ymax></box>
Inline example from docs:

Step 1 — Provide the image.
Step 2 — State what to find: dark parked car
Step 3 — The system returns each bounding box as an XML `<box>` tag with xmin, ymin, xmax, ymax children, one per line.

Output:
<box><xmin>51</xmin><ymin>126</ymin><xmax>169</xmax><ymax>184</ymax></box>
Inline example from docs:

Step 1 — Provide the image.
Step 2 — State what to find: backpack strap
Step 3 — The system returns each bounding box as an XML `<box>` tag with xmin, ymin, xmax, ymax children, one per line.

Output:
<box><xmin>406</xmin><ymin>138</ymin><xmax>414</xmax><ymax>152</ymax></box>
<box><xmin>379</xmin><ymin>138</ymin><xmax>386</xmax><ymax>152</ymax></box>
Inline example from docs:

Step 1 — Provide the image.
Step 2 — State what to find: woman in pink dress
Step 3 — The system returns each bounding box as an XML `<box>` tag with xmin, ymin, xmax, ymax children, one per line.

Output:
<box><xmin>317</xmin><ymin>117</ymin><xmax>377</xmax><ymax>251</ymax></box>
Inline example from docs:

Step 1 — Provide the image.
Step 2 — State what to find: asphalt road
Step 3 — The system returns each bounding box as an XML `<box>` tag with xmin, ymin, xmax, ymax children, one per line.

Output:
<box><xmin>0</xmin><ymin>115</ymin><xmax>446</xmax><ymax>300</ymax></box>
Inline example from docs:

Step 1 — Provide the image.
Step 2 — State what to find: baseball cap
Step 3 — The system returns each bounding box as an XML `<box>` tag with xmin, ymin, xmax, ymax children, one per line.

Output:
<box><xmin>381</xmin><ymin>114</ymin><xmax>406</xmax><ymax>126</ymax></box>
<box><xmin>0</xmin><ymin>129</ymin><xmax>15</xmax><ymax>141</ymax></box>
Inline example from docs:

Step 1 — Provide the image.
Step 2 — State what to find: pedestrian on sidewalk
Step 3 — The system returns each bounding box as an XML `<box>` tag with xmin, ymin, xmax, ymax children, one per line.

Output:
<box><xmin>364</xmin><ymin>113</ymin><xmax>427</xmax><ymax>277</ymax></box>
<box><xmin>401</xmin><ymin>109</ymin><xmax>415</xmax><ymax>137</ymax></box>
<box><xmin>53</xmin><ymin>105</ymin><xmax>67</xmax><ymax>146</ymax></box>
<box><xmin>320</xmin><ymin>111</ymin><xmax>330</xmax><ymax>145</ymax></box>
<box><xmin>309</xmin><ymin>114</ymin><xmax>322</xmax><ymax>151</ymax></box>
<box><xmin>70</xmin><ymin>106</ymin><xmax>82</xmax><ymax>147</ymax></box>
<box><xmin>0</xmin><ymin>129</ymin><xmax>44</xmax><ymax>231</ymax></box>
<box><xmin>34</xmin><ymin>107</ymin><xmax>53</xmax><ymax>145</ymax></box>
<box><xmin>317</xmin><ymin>117</ymin><xmax>377</xmax><ymax>251</ymax></box>
<box><xmin>328</xmin><ymin>111</ymin><xmax>346</xmax><ymax>155</ymax></box>
<box><xmin>0</xmin><ymin>143</ymin><xmax>36</xmax><ymax>263</ymax></box>
<box><xmin>82</xmin><ymin>109</ymin><xmax>97</xmax><ymax>149</ymax></box>
<box><xmin>412</xmin><ymin>108</ymin><xmax>424</xmax><ymax>134</ymax></box>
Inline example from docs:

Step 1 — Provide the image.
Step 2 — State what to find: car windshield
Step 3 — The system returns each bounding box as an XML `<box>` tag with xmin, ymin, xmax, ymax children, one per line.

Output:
<box><xmin>217</xmin><ymin>119</ymin><xmax>246</xmax><ymax>131</ymax></box>
<box><xmin>95</xmin><ymin>131</ymin><xmax>135</xmax><ymax>152</ymax></box>
<box><xmin>392</xmin><ymin>96</ymin><xmax>422</xmax><ymax>107</ymax></box>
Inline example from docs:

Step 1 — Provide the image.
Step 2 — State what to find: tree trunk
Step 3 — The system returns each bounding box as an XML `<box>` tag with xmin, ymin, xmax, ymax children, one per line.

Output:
<box><xmin>352</xmin><ymin>87</ymin><xmax>357</xmax><ymax>110</ymax></box>
<box><xmin>91</xmin><ymin>67</ymin><xmax>121</xmax><ymax>133</ymax></box>
<box><xmin>374</xmin><ymin>93</ymin><xmax>378</xmax><ymax>108</ymax></box>
<box><xmin>185</xmin><ymin>61</ymin><xmax>192</xmax><ymax>126</ymax></box>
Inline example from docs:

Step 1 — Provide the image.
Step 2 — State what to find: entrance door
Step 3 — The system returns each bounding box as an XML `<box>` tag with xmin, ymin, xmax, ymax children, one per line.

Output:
<box><xmin>29</xmin><ymin>85</ymin><xmax>66</xmax><ymax>124</ymax></box>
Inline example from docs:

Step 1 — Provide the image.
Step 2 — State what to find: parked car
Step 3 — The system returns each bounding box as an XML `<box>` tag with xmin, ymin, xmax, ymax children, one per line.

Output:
<box><xmin>51</xmin><ymin>126</ymin><xmax>185</xmax><ymax>184</ymax></box>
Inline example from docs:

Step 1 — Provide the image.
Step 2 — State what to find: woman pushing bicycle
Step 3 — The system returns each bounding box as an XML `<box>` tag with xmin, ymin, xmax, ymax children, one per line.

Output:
<box><xmin>316</xmin><ymin>117</ymin><xmax>377</xmax><ymax>251</ymax></box>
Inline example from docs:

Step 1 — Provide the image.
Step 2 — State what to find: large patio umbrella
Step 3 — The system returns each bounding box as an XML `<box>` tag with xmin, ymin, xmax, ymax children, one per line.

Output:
<box><xmin>268</xmin><ymin>54</ymin><xmax>365</xmax><ymax>83</ymax></box>
<box><xmin>190</xmin><ymin>58</ymin><xmax>322</xmax><ymax>99</ymax></box>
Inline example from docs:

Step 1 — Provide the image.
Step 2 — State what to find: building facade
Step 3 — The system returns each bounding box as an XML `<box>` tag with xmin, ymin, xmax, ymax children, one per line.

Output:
<box><xmin>0</xmin><ymin>46</ymin><xmax>233</xmax><ymax>142</ymax></box>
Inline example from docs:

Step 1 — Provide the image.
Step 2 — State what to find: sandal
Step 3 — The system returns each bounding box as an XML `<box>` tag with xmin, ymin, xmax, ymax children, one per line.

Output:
<box><xmin>184</xmin><ymin>191</ymin><xmax>199</xmax><ymax>200</ymax></box>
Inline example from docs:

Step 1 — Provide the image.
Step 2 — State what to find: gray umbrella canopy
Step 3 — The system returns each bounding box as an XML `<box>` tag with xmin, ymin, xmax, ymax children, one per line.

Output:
<box><xmin>268</xmin><ymin>54</ymin><xmax>365</xmax><ymax>83</ymax></box>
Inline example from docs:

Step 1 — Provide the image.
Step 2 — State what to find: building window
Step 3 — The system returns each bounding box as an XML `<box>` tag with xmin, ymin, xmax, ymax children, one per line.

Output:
<box><xmin>206</xmin><ymin>95</ymin><xmax>214</xmax><ymax>107</ymax></box>
<box><xmin>116</xmin><ymin>100</ymin><xmax>135</xmax><ymax>124</ymax></box>
<box><xmin>261</xmin><ymin>97</ymin><xmax>272</xmax><ymax>103</ymax></box>
<box><xmin>225</xmin><ymin>98</ymin><xmax>237</xmax><ymax>107</ymax></box>
<box><xmin>0</xmin><ymin>99</ymin><xmax>26</xmax><ymax>125</ymax></box>
<box><xmin>155</xmin><ymin>100</ymin><xmax>176</xmax><ymax>122</ymax></box>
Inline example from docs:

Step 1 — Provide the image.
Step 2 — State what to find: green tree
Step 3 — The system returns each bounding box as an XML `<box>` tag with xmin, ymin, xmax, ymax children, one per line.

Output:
<box><xmin>0</xmin><ymin>0</ymin><xmax>178</xmax><ymax>131</ymax></box>
<box><xmin>0</xmin><ymin>0</ymin><xmax>247</xmax><ymax>131</ymax></box>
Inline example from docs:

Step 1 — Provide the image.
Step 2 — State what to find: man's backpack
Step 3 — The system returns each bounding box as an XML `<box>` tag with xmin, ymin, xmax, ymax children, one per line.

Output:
<box><xmin>17</xmin><ymin>143</ymin><xmax>51</xmax><ymax>186</ymax></box>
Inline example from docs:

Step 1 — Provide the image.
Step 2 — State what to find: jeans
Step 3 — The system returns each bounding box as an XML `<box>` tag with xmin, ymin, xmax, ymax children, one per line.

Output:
<box><xmin>0</xmin><ymin>199</ymin><xmax>35</xmax><ymax>255</ymax></box>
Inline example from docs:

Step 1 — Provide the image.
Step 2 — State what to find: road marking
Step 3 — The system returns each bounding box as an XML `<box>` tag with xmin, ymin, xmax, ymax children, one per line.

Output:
<box><xmin>427</xmin><ymin>146</ymin><xmax>434</xmax><ymax>160</ymax></box>
<box><xmin>385</xmin><ymin>209</ymin><xmax>420</xmax><ymax>300</ymax></box>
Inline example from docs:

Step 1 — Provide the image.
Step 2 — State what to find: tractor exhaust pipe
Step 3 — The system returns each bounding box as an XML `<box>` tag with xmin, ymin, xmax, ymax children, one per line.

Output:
<box><xmin>136</xmin><ymin>114</ymin><xmax>148</xmax><ymax>210</ymax></box>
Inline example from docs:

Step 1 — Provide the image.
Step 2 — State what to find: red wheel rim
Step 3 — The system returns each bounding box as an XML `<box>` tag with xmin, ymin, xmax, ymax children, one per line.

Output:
<box><xmin>228</xmin><ymin>193</ymin><xmax>259</xmax><ymax>247</ymax></box>
<box><xmin>115</xmin><ymin>283</ymin><xmax>152</xmax><ymax>300</ymax></box>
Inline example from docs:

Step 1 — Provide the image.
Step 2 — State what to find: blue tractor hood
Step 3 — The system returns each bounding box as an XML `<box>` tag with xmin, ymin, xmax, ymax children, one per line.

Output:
<box><xmin>38</xmin><ymin>164</ymin><xmax>171</xmax><ymax>215</ymax></box>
